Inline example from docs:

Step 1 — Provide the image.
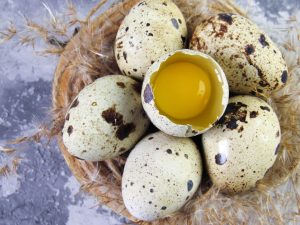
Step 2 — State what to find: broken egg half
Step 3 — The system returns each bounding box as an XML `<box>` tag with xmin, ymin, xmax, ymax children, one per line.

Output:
<box><xmin>141</xmin><ymin>49</ymin><xmax>229</xmax><ymax>137</ymax></box>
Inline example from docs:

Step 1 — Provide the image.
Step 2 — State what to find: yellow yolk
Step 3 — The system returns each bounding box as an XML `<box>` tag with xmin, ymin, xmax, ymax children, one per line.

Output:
<box><xmin>153</xmin><ymin>62</ymin><xmax>212</xmax><ymax>120</ymax></box>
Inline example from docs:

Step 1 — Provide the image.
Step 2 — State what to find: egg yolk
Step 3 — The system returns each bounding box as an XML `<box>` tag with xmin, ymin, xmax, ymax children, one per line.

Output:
<box><xmin>153</xmin><ymin>62</ymin><xmax>212</xmax><ymax>120</ymax></box>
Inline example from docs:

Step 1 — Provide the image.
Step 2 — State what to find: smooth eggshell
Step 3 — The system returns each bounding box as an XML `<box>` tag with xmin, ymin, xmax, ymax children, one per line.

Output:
<box><xmin>115</xmin><ymin>0</ymin><xmax>187</xmax><ymax>80</ymax></box>
<box><xmin>62</xmin><ymin>75</ymin><xmax>149</xmax><ymax>161</ymax></box>
<box><xmin>202</xmin><ymin>95</ymin><xmax>281</xmax><ymax>193</ymax></box>
<box><xmin>141</xmin><ymin>49</ymin><xmax>229</xmax><ymax>137</ymax></box>
<box><xmin>122</xmin><ymin>131</ymin><xmax>202</xmax><ymax>221</ymax></box>
<box><xmin>190</xmin><ymin>13</ymin><xmax>288</xmax><ymax>96</ymax></box>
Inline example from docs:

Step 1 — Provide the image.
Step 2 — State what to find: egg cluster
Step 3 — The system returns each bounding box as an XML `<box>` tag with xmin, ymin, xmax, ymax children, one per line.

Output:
<box><xmin>62</xmin><ymin>0</ymin><xmax>286</xmax><ymax>222</ymax></box>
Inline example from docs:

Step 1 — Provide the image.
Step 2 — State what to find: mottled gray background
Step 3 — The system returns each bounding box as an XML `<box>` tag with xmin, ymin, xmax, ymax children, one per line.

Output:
<box><xmin>0</xmin><ymin>1</ymin><xmax>298</xmax><ymax>225</ymax></box>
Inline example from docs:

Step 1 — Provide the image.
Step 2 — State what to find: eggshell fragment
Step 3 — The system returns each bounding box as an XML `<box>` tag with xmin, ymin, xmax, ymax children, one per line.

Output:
<box><xmin>122</xmin><ymin>131</ymin><xmax>202</xmax><ymax>221</ymax></box>
<box><xmin>202</xmin><ymin>95</ymin><xmax>281</xmax><ymax>193</ymax></box>
<box><xmin>190</xmin><ymin>13</ymin><xmax>288</xmax><ymax>96</ymax></box>
<box><xmin>62</xmin><ymin>75</ymin><xmax>149</xmax><ymax>161</ymax></box>
<box><xmin>115</xmin><ymin>0</ymin><xmax>187</xmax><ymax>80</ymax></box>
<box><xmin>141</xmin><ymin>49</ymin><xmax>229</xmax><ymax>137</ymax></box>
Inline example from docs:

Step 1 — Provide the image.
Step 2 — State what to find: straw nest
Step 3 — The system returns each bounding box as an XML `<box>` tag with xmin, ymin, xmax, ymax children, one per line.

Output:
<box><xmin>2</xmin><ymin>0</ymin><xmax>300</xmax><ymax>224</ymax></box>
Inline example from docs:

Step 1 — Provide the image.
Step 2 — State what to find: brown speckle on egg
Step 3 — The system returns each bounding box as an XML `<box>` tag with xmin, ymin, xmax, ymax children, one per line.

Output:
<box><xmin>166</xmin><ymin>149</ymin><xmax>172</xmax><ymax>154</ymax></box>
<box><xmin>215</xmin><ymin>24</ymin><xmax>228</xmax><ymax>37</ymax></box>
<box><xmin>260</xmin><ymin>106</ymin><xmax>270</xmax><ymax>112</ymax></box>
<box><xmin>123</xmin><ymin>51</ymin><xmax>128</xmax><ymax>63</ymax></box>
<box><xmin>187</xmin><ymin>180</ymin><xmax>193</xmax><ymax>191</ymax></box>
<box><xmin>250</xmin><ymin>111</ymin><xmax>258</xmax><ymax>118</ymax></box>
<box><xmin>116</xmin><ymin>41</ymin><xmax>123</xmax><ymax>49</ymax></box>
<box><xmin>161</xmin><ymin>206</ymin><xmax>167</xmax><ymax>210</ymax></box>
<box><xmin>66</xmin><ymin>113</ymin><xmax>70</xmax><ymax>121</ymax></box>
<box><xmin>259</xmin><ymin>34</ymin><xmax>269</xmax><ymax>47</ymax></box>
<box><xmin>281</xmin><ymin>70</ymin><xmax>288</xmax><ymax>83</ymax></box>
<box><xmin>215</xmin><ymin>153</ymin><xmax>227</xmax><ymax>165</ymax></box>
<box><xmin>190</xmin><ymin>36</ymin><xmax>207</xmax><ymax>51</ymax></box>
<box><xmin>144</xmin><ymin>84</ymin><xmax>153</xmax><ymax>103</ymax></box>
<box><xmin>116</xmin><ymin>82</ymin><xmax>126</xmax><ymax>88</ymax></box>
<box><xmin>102</xmin><ymin>106</ymin><xmax>124</xmax><ymax>126</ymax></box>
<box><xmin>70</xmin><ymin>98</ymin><xmax>79</xmax><ymax>108</ymax></box>
<box><xmin>116</xmin><ymin>123</ymin><xmax>136</xmax><ymax>140</ymax></box>
<box><xmin>259</xmin><ymin>80</ymin><xmax>269</xmax><ymax>87</ymax></box>
<box><xmin>218</xmin><ymin>102</ymin><xmax>248</xmax><ymax>130</ymax></box>
<box><xmin>245</xmin><ymin>44</ymin><xmax>255</xmax><ymax>55</ymax></box>
<box><xmin>238</xmin><ymin>126</ymin><xmax>244</xmax><ymax>133</ymax></box>
<box><xmin>171</xmin><ymin>18</ymin><xmax>179</xmax><ymax>29</ymax></box>
<box><xmin>67</xmin><ymin>125</ymin><xmax>73</xmax><ymax>136</ymax></box>
<box><xmin>218</xmin><ymin>13</ymin><xmax>233</xmax><ymax>25</ymax></box>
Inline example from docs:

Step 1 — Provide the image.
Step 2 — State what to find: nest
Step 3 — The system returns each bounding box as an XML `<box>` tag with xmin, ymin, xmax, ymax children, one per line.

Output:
<box><xmin>2</xmin><ymin>0</ymin><xmax>299</xmax><ymax>224</ymax></box>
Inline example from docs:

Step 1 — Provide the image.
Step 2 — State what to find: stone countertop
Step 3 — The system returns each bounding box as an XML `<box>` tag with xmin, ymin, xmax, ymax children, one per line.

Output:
<box><xmin>0</xmin><ymin>1</ymin><xmax>298</xmax><ymax>225</ymax></box>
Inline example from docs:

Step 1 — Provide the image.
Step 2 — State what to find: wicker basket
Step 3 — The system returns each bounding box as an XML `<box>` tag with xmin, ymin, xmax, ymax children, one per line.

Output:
<box><xmin>52</xmin><ymin>0</ymin><xmax>300</xmax><ymax>224</ymax></box>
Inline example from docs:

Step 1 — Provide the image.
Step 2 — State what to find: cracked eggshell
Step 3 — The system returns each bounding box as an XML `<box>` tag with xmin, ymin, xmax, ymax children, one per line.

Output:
<box><xmin>141</xmin><ymin>49</ymin><xmax>229</xmax><ymax>137</ymax></box>
<box><xmin>114</xmin><ymin>0</ymin><xmax>187</xmax><ymax>80</ymax></box>
<box><xmin>62</xmin><ymin>75</ymin><xmax>150</xmax><ymax>161</ymax></box>
<box><xmin>202</xmin><ymin>95</ymin><xmax>281</xmax><ymax>193</ymax></box>
<box><xmin>190</xmin><ymin>13</ymin><xmax>288</xmax><ymax>96</ymax></box>
<box><xmin>122</xmin><ymin>131</ymin><xmax>202</xmax><ymax>221</ymax></box>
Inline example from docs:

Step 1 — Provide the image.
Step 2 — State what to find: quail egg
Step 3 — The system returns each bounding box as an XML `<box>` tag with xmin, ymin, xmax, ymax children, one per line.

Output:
<box><xmin>141</xmin><ymin>49</ymin><xmax>229</xmax><ymax>137</ymax></box>
<box><xmin>62</xmin><ymin>75</ymin><xmax>149</xmax><ymax>161</ymax></box>
<box><xmin>190</xmin><ymin>13</ymin><xmax>288</xmax><ymax>96</ymax></box>
<box><xmin>122</xmin><ymin>131</ymin><xmax>202</xmax><ymax>221</ymax></box>
<box><xmin>202</xmin><ymin>95</ymin><xmax>281</xmax><ymax>193</ymax></box>
<box><xmin>115</xmin><ymin>0</ymin><xmax>187</xmax><ymax>80</ymax></box>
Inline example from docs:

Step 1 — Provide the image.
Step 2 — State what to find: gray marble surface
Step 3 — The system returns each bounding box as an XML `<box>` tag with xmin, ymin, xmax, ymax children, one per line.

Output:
<box><xmin>0</xmin><ymin>1</ymin><xmax>298</xmax><ymax>225</ymax></box>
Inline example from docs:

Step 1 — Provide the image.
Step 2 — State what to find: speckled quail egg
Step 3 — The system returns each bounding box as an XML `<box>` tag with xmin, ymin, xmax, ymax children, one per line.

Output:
<box><xmin>141</xmin><ymin>49</ymin><xmax>229</xmax><ymax>137</ymax></box>
<box><xmin>114</xmin><ymin>0</ymin><xmax>188</xmax><ymax>80</ymax></box>
<box><xmin>190</xmin><ymin>13</ymin><xmax>288</xmax><ymax>96</ymax></box>
<box><xmin>202</xmin><ymin>95</ymin><xmax>281</xmax><ymax>193</ymax></box>
<box><xmin>62</xmin><ymin>75</ymin><xmax>149</xmax><ymax>161</ymax></box>
<box><xmin>122</xmin><ymin>131</ymin><xmax>202</xmax><ymax>221</ymax></box>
